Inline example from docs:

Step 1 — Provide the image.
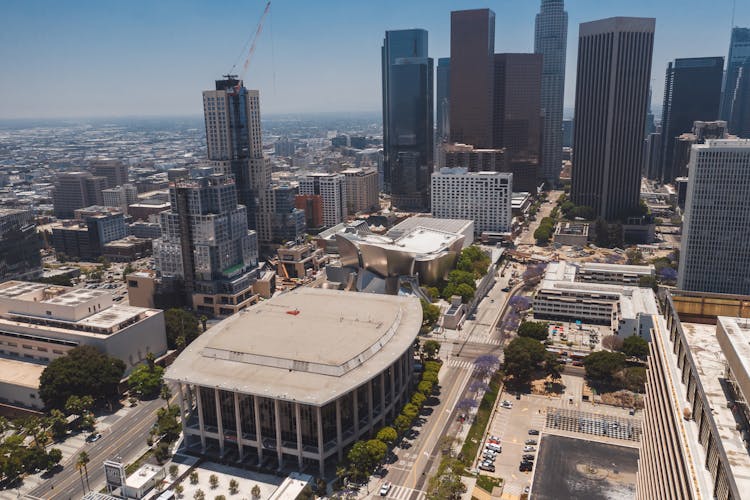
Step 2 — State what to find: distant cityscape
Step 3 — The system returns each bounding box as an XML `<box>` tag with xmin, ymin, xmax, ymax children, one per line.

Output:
<box><xmin>0</xmin><ymin>2</ymin><xmax>749</xmax><ymax>500</ymax></box>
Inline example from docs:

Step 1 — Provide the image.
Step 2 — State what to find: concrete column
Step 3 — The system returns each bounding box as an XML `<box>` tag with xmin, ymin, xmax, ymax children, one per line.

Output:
<box><xmin>367</xmin><ymin>380</ymin><xmax>374</xmax><ymax>433</ymax></box>
<box><xmin>254</xmin><ymin>396</ymin><xmax>263</xmax><ymax>464</ymax></box>
<box><xmin>295</xmin><ymin>403</ymin><xmax>304</xmax><ymax>470</ymax></box>
<box><xmin>195</xmin><ymin>386</ymin><xmax>206</xmax><ymax>452</ymax></box>
<box><xmin>215</xmin><ymin>388</ymin><xmax>225</xmax><ymax>456</ymax></box>
<box><xmin>274</xmin><ymin>399</ymin><xmax>283</xmax><ymax>469</ymax></box>
<box><xmin>353</xmin><ymin>388</ymin><xmax>360</xmax><ymax>438</ymax></box>
<box><xmin>176</xmin><ymin>383</ymin><xmax>188</xmax><ymax>447</ymax></box>
<box><xmin>316</xmin><ymin>406</ymin><xmax>325</xmax><ymax>478</ymax></box>
<box><xmin>379</xmin><ymin>372</ymin><xmax>386</xmax><ymax>424</ymax></box>
<box><xmin>390</xmin><ymin>365</ymin><xmax>396</xmax><ymax>418</ymax></box>
<box><xmin>335</xmin><ymin>399</ymin><xmax>343</xmax><ymax>461</ymax></box>
<box><xmin>233</xmin><ymin>393</ymin><xmax>244</xmax><ymax>461</ymax></box>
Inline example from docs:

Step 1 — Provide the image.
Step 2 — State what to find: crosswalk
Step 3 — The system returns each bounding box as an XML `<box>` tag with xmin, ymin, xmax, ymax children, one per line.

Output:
<box><xmin>446</xmin><ymin>358</ymin><xmax>474</xmax><ymax>370</ymax></box>
<box><xmin>380</xmin><ymin>484</ymin><xmax>426</xmax><ymax>500</ymax></box>
<box><xmin>468</xmin><ymin>332</ymin><xmax>502</xmax><ymax>345</ymax></box>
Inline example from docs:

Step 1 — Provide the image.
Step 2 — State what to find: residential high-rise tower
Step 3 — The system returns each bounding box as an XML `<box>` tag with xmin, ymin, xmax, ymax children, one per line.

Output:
<box><xmin>381</xmin><ymin>29</ymin><xmax>434</xmax><ymax>209</ymax></box>
<box><xmin>571</xmin><ymin>17</ymin><xmax>655</xmax><ymax>220</ymax></box>
<box><xmin>534</xmin><ymin>0</ymin><xmax>568</xmax><ymax>185</ymax></box>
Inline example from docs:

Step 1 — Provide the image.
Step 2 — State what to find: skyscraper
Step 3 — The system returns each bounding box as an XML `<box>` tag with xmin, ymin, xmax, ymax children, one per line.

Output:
<box><xmin>720</xmin><ymin>27</ymin><xmax>750</xmax><ymax>124</ymax></box>
<box><xmin>436</xmin><ymin>57</ymin><xmax>451</xmax><ymax>145</ymax></box>
<box><xmin>381</xmin><ymin>29</ymin><xmax>434</xmax><ymax>210</ymax></box>
<box><xmin>493</xmin><ymin>53</ymin><xmax>543</xmax><ymax>192</ymax></box>
<box><xmin>52</xmin><ymin>172</ymin><xmax>107</xmax><ymax>219</ymax></box>
<box><xmin>659</xmin><ymin>57</ymin><xmax>723</xmax><ymax>183</ymax></box>
<box><xmin>450</xmin><ymin>9</ymin><xmax>495</xmax><ymax>149</ymax></box>
<box><xmin>299</xmin><ymin>173</ymin><xmax>347</xmax><ymax>228</ymax></box>
<box><xmin>534</xmin><ymin>0</ymin><xmax>568</xmax><ymax>185</ymax></box>
<box><xmin>730</xmin><ymin>60</ymin><xmax>750</xmax><ymax>138</ymax></box>
<box><xmin>678</xmin><ymin>139</ymin><xmax>750</xmax><ymax>295</ymax></box>
<box><xmin>571</xmin><ymin>17</ymin><xmax>655</xmax><ymax>220</ymax></box>
<box><xmin>154</xmin><ymin>168</ymin><xmax>259</xmax><ymax>316</ymax></box>
<box><xmin>203</xmin><ymin>77</ymin><xmax>272</xmax><ymax>243</ymax></box>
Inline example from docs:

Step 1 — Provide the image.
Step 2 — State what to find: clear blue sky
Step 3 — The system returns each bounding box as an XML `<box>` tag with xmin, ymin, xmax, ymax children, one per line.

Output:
<box><xmin>1</xmin><ymin>0</ymin><xmax>748</xmax><ymax>119</ymax></box>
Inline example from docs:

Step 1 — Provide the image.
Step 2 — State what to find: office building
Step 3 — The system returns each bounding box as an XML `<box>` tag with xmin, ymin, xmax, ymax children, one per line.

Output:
<box><xmin>165</xmin><ymin>288</ymin><xmax>421</xmax><ymax>477</ymax></box>
<box><xmin>730</xmin><ymin>60</ymin><xmax>750</xmax><ymax>138</ymax></box>
<box><xmin>342</xmin><ymin>167</ymin><xmax>379</xmax><ymax>214</ymax></box>
<box><xmin>0</xmin><ymin>209</ymin><xmax>42</xmax><ymax>282</ymax></box>
<box><xmin>203</xmin><ymin>77</ymin><xmax>273</xmax><ymax>243</ymax></box>
<box><xmin>276</xmin><ymin>242</ymin><xmax>328</xmax><ymax>280</ymax></box>
<box><xmin>90</xmin><ymin>159</ymin><xmax>129</xmax><ymax>188</ymax></box>
<box><xmin>153</xmin><ymin>170</ymin><xmax>259</xmax><ymax>316</ymax></box>
<box><xmin>659</xmin><ymin>57</ymin><xmax>723</xmax><ymax>183</ymax></box>
<box><xmin>535</xmin><ymin>0</ymin><xmax>568</xmax><ymax>185</ymax></box>
<box><xmin>299</xmin><ymin>173</ymin><xmax>346</xmax><ymax>228</ymax></box>
<box><xmin>678</xmin><ymin>139</ymin><xmax>750</xmax><ymax>295</ymax></box>
<box><xmin>436</xmin><ymin>57</ymin><xmax>450</xmax><ymax>144</ymax></box>
<box><xmin>274</xmin><ymin>137</ymin><xmax>297</xmax><ymax>157</ymax></box>
<box><xmin>571</xmin><ymin>17</ymin><xmax>655</xmax><ymax>220</ymax></box>
<box><xmin>270</xmin><ymin>185</ymin><xmax>306</xmax><ymax>244</ymax></box>
<box><xmin>669</xmin><ymin>121</ymin><xmax>729</xmax><ymax>181</ymax></box>
<box><xmin>102</xmin><ymin>184</ymin><xmax>139</xmax><ymax>215</ymax></box>
<box><xmin>450</xmin><ymin>9</ymin><xmax>495</xmax><ymax>148</ymax></box>
<box><xmin>381</xmin><ymin>29</ymin><xmax>433</xmax><ymax>209</ymax></box>
<box><xmin>637</xmin><ymin>290</ymin><xmax>750</xmax><ymax>500</ymax></box>
<box><xmin>52</xmin><ymin>172</ymin><xmax>107</xmax><ymax>219</ymax></box>
<box><xmin>51</xmin><ymin>206</ymin><xmax>127</xmax><ymax>261</ymax></box>
<box><xmin>0</xmin><ymin>280</ymin><xmax>166</xmax><ymax>409</ymax></box>
<box><xmin>644</xmin><ymin>132</ymin><xmax>662</xmax><ymax>180</ymax></box>
<box><xmin>493</xmin><ymin>53</ymin><xmax>543</xmax><ymax>192</ymax></box>
<box><xmin>294</xmin><ymin>195</ymin><xmax>324</xmax><ymax>230</ymax></box>
<box><xmin>439</xmin><ymin>143</ymin><xmax>505</xmax><ymax>172</ymax></box>
<box><xmin>562</xmin><ymin>119</ymin><xmax>574</xmax><ymax>148</ymax></box>
<box><xmin>720</xmin><ymin>27</ymin><xmax>750</xmax><ymax>124</ymax></box>
<box><xmin>431</xmin><ymin>168</ymin><xmax>512</xmax><ymax>235</ymax></box>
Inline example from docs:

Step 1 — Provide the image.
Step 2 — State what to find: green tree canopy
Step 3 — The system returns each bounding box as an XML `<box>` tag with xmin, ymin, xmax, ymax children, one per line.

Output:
<box><xmin>420</xmin><ymin>300</ymin><xmax>440</xmax><ymax>331</ymax></box>
<box><xmin>347</xmin><ymin>439</ymin><xmax>387</xmax><ymax>481</ymax></box>
<box><xmin>583</xmin><ymin>351</ymin><xmax>626</xmax><ymax>383</ymax></box>
<box><xmin>503</xmin><ymin>337</ymin><xmax>547</xmax><ymax>384</ymax></box>
<box><xmin>517</xmin><ymin>321</ymin><xmax>549</xmax><ymax>341</ymax></box>
<box><xmin>422</xmin><ymin>340</ymin><xmax>440</xmax><ymax>360</ymax></box>
<box><xmin>128</xmin><ymin>363</ymin><xmax>165</xmax><ymax>398</ymax></box>
<box><xmin>165</xmin><ymin>308</ymin><xmax>200</xmax><ymax>349</ymax></box>
<box><xmin>453</xmin><ymin>283</ymin><xmax>475</xmax><ymax>303</ymax></box>
<box><xmin>375</xmin><ymin>426</ymin><xmax>397</xmax><ymax>445</ymax></box>
<box><xmin>621</xmin><ymin>335</ymin><xmax>649</xmax><ymax>359</ymax></box>
<box><xmin>39</xmin><ymin>345</ymin><xmax>126</xmax><ymax>409</ymax></box>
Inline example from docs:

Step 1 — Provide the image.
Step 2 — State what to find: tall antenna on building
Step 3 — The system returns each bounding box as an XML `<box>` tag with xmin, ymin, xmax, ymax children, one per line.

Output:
<box><xmin>731</xmin><ymin>0</ymin><xmax>737</xmax><ymax>29</ymax></box>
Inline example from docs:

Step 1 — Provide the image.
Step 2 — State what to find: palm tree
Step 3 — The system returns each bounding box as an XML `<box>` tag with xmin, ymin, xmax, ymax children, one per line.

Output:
<box><xmin>200</xmin><ymin>315</ymin><xmax>208</xmax><ymax>332</ymax></box>
<box><xmin>76</xmin><ymin>461</ymin><xmax>86</xmax><ymax>493</ymax></box>
<box><xmin>78</xmin><ymin>451</ymin><xmax>91</xmax><ymax>491</ymax></box>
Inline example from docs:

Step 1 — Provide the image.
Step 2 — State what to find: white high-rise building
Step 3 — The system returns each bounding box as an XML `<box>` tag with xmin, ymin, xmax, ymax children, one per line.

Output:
<box><xmin>102</xmin><ymin>184</ymin><xmax>138</xmax><ymax>214</ymax></box>
<box><xmin>678</xmin><ymin>139</ymin><xmax>750</xmax><ymax>294</ymax></box>
<box><xmin>430</xmin><ymin>168</ymin><xmax>512</xmax><ymax>234</ymax></box>
<box><xmin>342</xmin><ymin>167</ymin><xmax>379</xmax><ymax>214</ymax></box>
<box><xmin>299</xmin><ymin>173</ymin><xmax>347</xmax><ymax>228</ymax></box>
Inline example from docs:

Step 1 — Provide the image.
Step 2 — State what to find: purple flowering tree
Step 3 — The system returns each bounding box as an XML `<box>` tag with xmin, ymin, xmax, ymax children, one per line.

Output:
<box><xmin>508</xmin><ymin>295</ymin><xmax>532</xmax><ymax>313</ymax></box>
<box><xmin>474</xmin><ymin>354</ymin><xmax>500</xmax><ymax>378</ymax></box>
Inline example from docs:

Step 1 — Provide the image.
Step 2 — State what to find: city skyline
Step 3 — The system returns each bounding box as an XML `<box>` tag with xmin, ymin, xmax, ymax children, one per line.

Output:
<box><xmin>1</xmin><ymin>0</ymin><xmax>748</xmax><ymax>119</ymax></box>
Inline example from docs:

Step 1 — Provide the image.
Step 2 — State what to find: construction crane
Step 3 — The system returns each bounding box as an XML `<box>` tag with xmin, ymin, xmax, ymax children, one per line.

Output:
<box><xmin>229</xmin><ymin>1</ymin><xmax>271</xmax><ymax>82</ymax></box>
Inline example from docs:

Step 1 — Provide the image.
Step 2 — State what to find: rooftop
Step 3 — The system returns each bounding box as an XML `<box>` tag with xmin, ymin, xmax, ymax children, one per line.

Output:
<box><xmin>0</xmin><ymin>357</ymin><xmax>44</xmax><ymax>389</ymax></box>
<box><xmin>165</xmin><ymin>288</ymin><xmax>421</xmax><ymax>406</ymax></box>
<box><xmin>386</xmin><ymin>216</ymin><xmax>473</xmax><ymax>241</ymax></box>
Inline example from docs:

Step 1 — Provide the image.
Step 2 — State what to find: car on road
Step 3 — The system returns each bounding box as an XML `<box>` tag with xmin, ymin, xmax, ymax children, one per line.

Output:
<box><xmin>479</xmin><ymin>463</ymin><xmax>496</xmax><ymax>472</ymax></box>
<box><xmin>522</xmin><ymin>454</ymin><xmax>535</xmax><ymax>461</ymax></box>
<box><xmin>502</xmin><ymin>287</ymin><xmax>510</xmax><ymax>292</ymax></box>
<box><xmin>525</xmin><ymin>439</ymin><xmax>538</xmax><ymax>445</ymax></box>
<box><xmin>524</xmin><ymin>486</ymin><xmax>530</xmax><ymax>494</ymax></box>
<box><xmin>379</xmin><ymin>482</ymin><xmax>391</xmax><ymax>496</ymax></box>
<box><xmin>500</xmin><ymin>400</ymin><xmax>513</xmax><ymax>409</ymax></box>
<box><xmin>528</xmin><ymin>429</ymin><xmax>540</xmax><ymax>435</ymax></box>
<box><xmin>87</xmin><ymin>432</ymin><xmax>102</xmax><ymax>443</ymax></box>
<box><xmin>519</xmin><ymin>461</ymin><xmax>533</xmax><ymax>472</ymax></box>
<box><xmin>523</xmin><ymin>446</ymin><xmax>536</xmax><ymax>453</ymax></box>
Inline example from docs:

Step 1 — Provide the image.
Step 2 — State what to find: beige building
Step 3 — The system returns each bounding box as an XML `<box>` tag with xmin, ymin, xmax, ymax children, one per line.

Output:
<box><xmin>637</xmin><ymin>290</ymin><xmax>750</xmax><ymax>499</ymax></box>
<box><xmin>0</xmin><ymin>281</ymin><xmax>167</xmax><ymax>410</ymax></box>
<box><xmin>342</xmin><ymin>167</ymin><xmax>379</xmax><ymax>215</ymax></box>
<box><xmin>276</xmin><ymin>242</ymin><xmax>328</xmax><ymax>280</ymax></box>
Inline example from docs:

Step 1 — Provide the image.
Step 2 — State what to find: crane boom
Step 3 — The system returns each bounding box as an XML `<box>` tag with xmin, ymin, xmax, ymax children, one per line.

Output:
<box><xmin>241</xmin><ymin>1</ymin><xmax>271</xmax><ymax>79</ymax></box>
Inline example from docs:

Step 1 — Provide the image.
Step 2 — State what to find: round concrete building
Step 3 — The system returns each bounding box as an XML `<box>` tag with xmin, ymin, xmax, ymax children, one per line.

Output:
<box><xmin>166</xmin><ymin>287</ymin><xmax>422</xmax><ymax>477</ymax></box>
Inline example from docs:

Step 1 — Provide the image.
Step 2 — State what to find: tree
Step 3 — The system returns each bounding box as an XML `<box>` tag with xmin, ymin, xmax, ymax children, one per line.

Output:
<box><xmin>622</xmin><ymin>335</ymin><xmax>649</xmax><ymax>360</ymax></box>
<box><xmin>194</xmin><ymin>490</ymin><xmax>206</xmax><ymax>500</ymax></box>
<box><xmin>602</xmin><ymin>334</ymin><xmax>624</xmax><ymax>351</ymax></box>
<box><xmin>251</xmin><ymin>485</ymin><xmax>261</xmax><ymax>499</ymax></box>
<box><xmin>424</xmin><ymin>287</ymin><xmax>441</xmax><ymax>302</ymax></box>
<box><xmin>122</xmin><ymin>264</ymin><xmax>134</xmax><ymax>282</ymax></box>
<box><xmin>583</xmin><ymin>351</ymin><xmax>626</xmax><ymax>383</ymax></box>
<box><xmin>658</xmin><ymin>267</ymin><xmax>678</xmax><ymax>282</ymax></box>
<box><xmin>190</xmin><ymin>471</ymin><xmax>199</xmax><ymax>484</ymax></box>
<box><xmin>401</xmin><ymin>403</ymin><xmax>419</xmax><ymax>420</ymax></box>
<box><xmin>215</xmin><ymin>496</ymin><xmax>226</xmax><ymax>500</ymax></box>
<box><xmin>503</xmin><ymin>337</ymin><xmax>547</xmax><ymax>384</ymax></box>
<box><xmin>619</xmin><ymin>366</ymin><xmax>647</xmax><ymax>392</ymax></box>
<box><xmin>522</xmin><ymin>263</ymin><xmax>547</xmax><ymax>283</ymax></box>
<box><xmin>78</xmin><ymin>451</ymin><xmax>91</xmax><ymax>491</ymax></box>
<box><xmin>49</xmin><ymin>409</ymin><xmax>68</xmax><ymax>439</ymax></box>
<box><xmin>175</xmin><ymin>484</ymin><xmax>185</xmax><ymax>498</ymax></box>
<box><xmin>417</xmin><ymin>381</ymin><xmax>433</xmax><ymax>396</ymax></box>
<box><xmin>421</xmin><ymin>371</ymin><xmax>438</xmax><ymax>384</ymax></box>
<box><xmin>543</xmin><ymin>352</ymin><xmax>563</xmax><ymax>382</ymax></box>
<box><xmin>46</xmin><ymin>448</ymin><xmax>63</xmax><ymax>471</ymax></box>
<box><xmin>128</xmin><ymin>363</ymin><xmax>165</xmax><ymax>398</ymax></box>
<box><xmin>376</xmin><ymin>427</ymin><xmax>397</xmax><ymax>445</ymax></box>
<box><xmin>447</xmin><ymin>270</ymin><xmax>475</xmax><ymax>288</ymax></box>
<box><xmin>422</xmin><ymin>340</ymin><xmax>440</xmax><ymax>360</ymax></box>
<box><xmin>626</xmin><ymin>248</ymin><xmax>644</xmax><ymax>265</ymax></box>
<box><xmin>508</xmin><ymin>295</ymin><xmax>532</xmax><ymax>313</ymax></box>
<box><xmin>347</xmin><ymin>439</ymin><xmax>387</xmax><ymax>481</ymax></box>
<box><xmin>39</xmin><ymin>345</ymin><xmax>125</xmax><ymax>409</ymax></box>
<box><xmin>639</xmin><ymin>275</ymin><xmax>658</xmax><ymax>292</ymax></box>
<box><xmin>420</xmin><ymin>300</ymin><xmax>440</xmax><ymax>332</ymax></box>
<box><xmin>454</xmin><ymin>283</ymin><xmax>475</xmax><ymax>303</ymax></box>
<box><xmin>209</xmin><ymin>474</ymin><xmax>219</xmax><ymax>489</ymax></box>
<box><xmin>64</xmin><ymin>394</ymin><xmax>94</xmax><ymax>416</ymax></box>
<box><xmin>473</xmin><ymin>355</ymin><xmax>499</xmax><ymax>378</ymax></box>
<box><xmin>155</xmin><ymin>405</ymin><xmax>181</xmax><ymax>443</ymax></box>
<box><xmin>200</xmin><ymin>315</ymin><xmax>208</xmax><ymax>332</ymax></box>
<box><xmin>411</xmin><ymin>392</ymin><xmax>426</xmax><ymax>407</ymax></box>
<box><xmin>593</xmin><ymin>217</ymin><xmax>610</xmax><ymax>247</ymax></box>
<box><xmin>456</xmin><ymin>398</ymin><xmax>478</xmax><ymax>412</ymax></box>
<box><xmin>169</xmin><ymin>464</ymin><xmax>179</xmax><ymax>479</ymax></box>
<box><xmin>394</xmin><ymin>414</ymin><xmax>411</xmax><ymax>434</ymax></box>
<box><xmin>165</xmin><ymin>309</ymin><xmax>201</xmax><ymax>350</ymax></box>
<box><xmin>518</xmin><ymin>321</ymin><xmax>549</xmax><ymax>341</ymax></box>
<box><xmin>229</xmin><ymin>479</ymin><xmax>239</xmax><ymax>494</ymax></box>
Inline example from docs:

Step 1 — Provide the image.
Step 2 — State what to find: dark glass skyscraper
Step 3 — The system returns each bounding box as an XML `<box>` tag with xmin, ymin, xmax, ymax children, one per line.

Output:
<box><xmin>534</xmin><ymin>0</ymin><xmax>568</xmax><ymax>185</ymax></box>
<box><xmin>382</xmin><ymin>29</ymin><xmax>434</xmax><ymax>210</ymax></box>
<box><xmin>730</xmin><ymin>61</ymin><xmax>750</xmax><ymax>137</ymax></box>
<box><xmin>659</xmin><ymin>57</ymin><xmax>723</xmax><ymax>184</ymax></box>
<box><xmin>571</xmin><ymin>17</ymin><xmax>654</xmax><ymax>221</ymax></box>
<box><xmin>720</xmin><ymin>27</ymin><xmax>750</xmax><ymax>124</ymax></box>
<box><xmin>436</xmin><ymin>57</ymin><xmax>450</xmax><ymax>144</ymax></box>
<box><xmin>493</xmin><ymin>53</ymin><xmax>543</xmax><ymax>192</ymax></box>
<box><xmin>450</xmin><ymin>9</ymin><xmax>495</xmax><ymax>149</ymax></box>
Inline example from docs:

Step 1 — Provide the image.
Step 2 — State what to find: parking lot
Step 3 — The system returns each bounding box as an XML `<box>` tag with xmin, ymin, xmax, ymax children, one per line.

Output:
<box><xmin>531</xmin><ymin>434</ymin><xmax>639</xmax><ymax>500</ymax></box>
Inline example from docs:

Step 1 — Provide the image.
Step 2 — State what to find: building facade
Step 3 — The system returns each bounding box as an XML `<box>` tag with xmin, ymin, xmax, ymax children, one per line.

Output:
<box><xmin>203</xmin><ymin>77</ymin><xmax>273</xmax><ymax>243</ymax></box>
<box><xmin>678</xmin><ymin>139</ymin><xmax>750</xmax><ymax>295</ymax></box>
<box><xmin>102</xmin><ymin>184</ymin><xmax>139</xmax><ymax>215</ymax></box>
<box><xmin>270</xmin><ymin>185</ymin><xmax>306</xmax><ymax>243</ymax></box>
<box><xmin>52</xmin><ymin>172</ymin><xmax>107</xmax><ymax>219</ymax></box>
<box><xmin>439</xmin><ymin>143</ymin><xmax>505</xmax><ymax>172</ymax></box>
<box><xmin>153</xmin><ymin>170</ymin><xmax>259</xmax><ymax>316</ymax></box>
<box><xmin>730</xmin><ymin>60</ymin><xmax>750</xmax><ymax>138</ymax></box>
<box><xmin>299</xmin><ymin>173</ymin><xmax>346</xmax><ymax>228</ymax></box>
<box><xmin>436</xmin><ymin>57</ymin><xmax>450</xmax><ymax>145</ymax></box>
<box><xmin>91</xmin><ymin>159</ymin><xmax>129</xmax><ymax>189</ymax></box>
<box><xmin>165</xmin><ymin>288</ymin><xmax>421</xmax><ymax>477</ymax></box>
<box><xmin>720</xmin><ymin>27</ymin><xmax>750</xmax><ymax>124</ymax></box>
<box><xmin>381</xmin><ymin>29</ymin><xmax>433</xmax><ymax>209</ymax></box>
<box><xmin>571</xmin><ymin>17</ymin><xmax>655</xmax><ymax>220</ymax></box>
<box><xmin>534</xmin><ymin>0</ymin><xmax>568</xmax><ymax>185</ymax></box>
<box><xmin>0</xmin><ymin>209</ymin><xmax>42</xmax><ymax>282</ymax></box>
<box><xmin>659</xmin><ymin>57</ymin><xmax>724</xmax><ymax>183</ymax></box>
<box><xmin>431</xmin><ymin>168</ymin><xmax>512</xmax><ymax>234</ymax></box>
<box><xmin>342</xmin><ymin>168</ymin><xmax>379</xmax><ymax>215</ymax></box>
<box><xmin>51</xmin><ymin>207</ymin><xmax>127</xmax><ymax>261</ymax></box>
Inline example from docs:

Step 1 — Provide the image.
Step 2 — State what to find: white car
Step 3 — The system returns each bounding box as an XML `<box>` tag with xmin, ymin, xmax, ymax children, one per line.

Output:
<box><xmin>501</xmin><ymin>400</ymin><xmax>513</xmax><ymax>409</ymax></box>
<box><xmin>523</xmin><ymin>445</ymin><xmax>536</xmax><ymax>452</ymax></box>
<box><xmin>379</xmin><ymin>482</ymin><xmax>392</xmax><ymax>496</ymax></box>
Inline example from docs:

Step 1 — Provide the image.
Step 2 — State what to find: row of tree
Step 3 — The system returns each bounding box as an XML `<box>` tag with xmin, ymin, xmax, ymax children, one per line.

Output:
<box><xmin>424</xmin><ymin>246</ymin><xmax>491</xmax><ymax>304</ymax></box>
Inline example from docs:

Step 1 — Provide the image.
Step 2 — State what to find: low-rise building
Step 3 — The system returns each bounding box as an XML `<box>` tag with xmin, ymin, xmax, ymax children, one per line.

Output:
<box><xmin>51</xmin><ymin>206</ymin><xmax>127</xmax><ymax>261</ymax></box>
<box><xmin>276</xmin><ymin>242</ymin><xmax>328</xmax><ymax>279</ymax></box>
<box><xmin>102</xmin><ymin>236</ymin><xmax>151</xmax><ymax>262</ymax></box>
<box><xmin>553</xmin><ymin>222</ymin><xmax>589</xmax><ymax>247</ymax></box>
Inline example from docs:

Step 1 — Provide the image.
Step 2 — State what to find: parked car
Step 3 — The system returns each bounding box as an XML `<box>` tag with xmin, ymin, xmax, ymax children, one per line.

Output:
<box><xmin>485</xmin><ymin>443</ymin><xmax>502</xmax><ymax>453</ymax></box>
<box><xmin>379</xmin><ymin>482</ymin><xmax>391</xmax><ymax>496</ymax></box>
<box><xmin>479</xmin><ymin>463</ymin><xmax>496</xmax><ymax>472</ymax></box>
<box><xmin>522</xmin><ymin>454</ymin><xmax>536</xmax><ymax>461</ymax></box>
<box><xmin>525</xmin><ymin>439</ymin><xmax>538</xmax><ymax>445</ymax></box>
<box><xmin>528</xmin><ymin>429</ymin><xmax>540</xmax><ymax>435</ymax></box>
<box><xmin>500</xmin><ymin>400</ymin><xmax>513</xmax><ymax>409</ymax></box>
<box><xmin>523</xmin><ymin>446</ymin><xmax>536</xmax><ymax>453</ymax></box>
<box><xmin>482</xmin><ymin>453</ymin><xmax>496</xmax><ymax>461</ymax></box>
<box><xmin>488</xmin><ymin>434</ymin><xmax>502</xmax><ymax>442</ymax></box>
<box><xmin>519</xmin><ymin>461</ymin><xmax>533</xmax><ymax>472</ymax></box>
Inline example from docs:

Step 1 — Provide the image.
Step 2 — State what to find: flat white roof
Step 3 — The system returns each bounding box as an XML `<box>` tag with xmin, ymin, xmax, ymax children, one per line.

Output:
<box><xmin>166</xmin><ymin>288</ymin><xmax>421</xmax><ymax>406</ymax></box>
<box><xmin>0</xmin><ymin>357</ymin><xmax>44</xmax><ymax>389</ymax></box>
<box><xmin>580</xmin><ymin>262</ymin><xmax>654</xmax><ymax>275</ymax></box>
